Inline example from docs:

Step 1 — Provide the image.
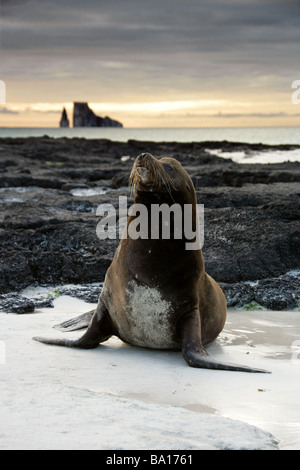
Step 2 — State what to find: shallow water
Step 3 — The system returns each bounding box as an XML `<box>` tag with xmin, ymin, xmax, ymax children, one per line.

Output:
<box><xmin>206</xmin><ymin>147</ymin><xmax>300</xmax><ymax>164</ymax></box>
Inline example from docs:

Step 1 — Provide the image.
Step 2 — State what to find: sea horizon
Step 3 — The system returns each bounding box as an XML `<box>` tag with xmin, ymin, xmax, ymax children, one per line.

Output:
<box><xmin>0</xmin><ymin>126</ymin><xmax>299</xmax><ymax>164</ymax></box>
<box><xmin>0</xmin><ymin>125</ymin><xmax>299</xmax><ymax>145</ymax></box>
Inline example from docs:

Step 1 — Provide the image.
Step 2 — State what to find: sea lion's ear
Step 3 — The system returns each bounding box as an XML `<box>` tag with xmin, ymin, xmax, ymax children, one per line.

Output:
<box><xmin>162</xmin><ymin>163</ymin><xmax>173</xmax><ymax>174</ymax></box>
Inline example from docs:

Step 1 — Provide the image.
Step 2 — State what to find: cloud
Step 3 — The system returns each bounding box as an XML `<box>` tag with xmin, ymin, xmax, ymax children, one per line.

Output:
<box><xmin>1</xmin><ymin>0</ymin><xmax>299</xmax><ymax>125</ymax></box>
<box><xmin>0</xmin><ymin>104</ymin><xmax>61</xmax><ymax>114</ymax></box>
<box><xmin>2</xmin><ymin>1</ymin><xmax>299</xmax><ymax>67</ymax></box>
<box><xmin>183</xmin><ymin>111</ymin><xmax>300</xmax><ymax>118</ymax></box>
<box><xmin>212</xmin><ymin>111</ymin><xmax>300</xmax><ymax>118</ymax></box>
<box><xmin>0</xmin><ymin>106</ymin><xmax>19</xmax><ymax>114</ymax></box>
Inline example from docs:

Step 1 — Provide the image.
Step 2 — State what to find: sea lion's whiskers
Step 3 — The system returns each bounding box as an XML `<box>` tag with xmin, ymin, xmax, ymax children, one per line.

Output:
<box><xmin>128</xmin><ymin>156</ymin><xmax>177</xmax><ymax>202</ymax></box>
<box><xmin>129</xmin><ymin>163</ymin><xmax>138</xmax><ymax>196</ymax></box>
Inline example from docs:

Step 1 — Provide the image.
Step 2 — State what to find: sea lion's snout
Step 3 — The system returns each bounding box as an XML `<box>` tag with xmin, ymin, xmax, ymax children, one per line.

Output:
<box><xmin>131</xmin><ymin>153</ymin><xmax>157</xmax><ymax>187</ymax></box>
<box><xmin>137</xmin><ymin>152</ymin><xmax>153</xmax><ymax>163</ymax></box>
<box><xmin>136</xmin><ymin>152</ymin><xmax>155</xmax><ymax>171</ymax></box>
<box><xmin>129</xmin><ymin>153</ymin><xmax>178</xmax><ymax>195</ymax></box>
<box><xmin>135</xmin><ymin>166</ymin><xmax>151</xmax><ymax>183</ymax></box>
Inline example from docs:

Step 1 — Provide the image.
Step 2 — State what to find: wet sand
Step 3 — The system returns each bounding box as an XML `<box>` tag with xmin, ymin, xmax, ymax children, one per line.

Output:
<box><xmin>1</xmin><ymin>297</ymin><xmax>299</xmax><ymax>450</ymax></box>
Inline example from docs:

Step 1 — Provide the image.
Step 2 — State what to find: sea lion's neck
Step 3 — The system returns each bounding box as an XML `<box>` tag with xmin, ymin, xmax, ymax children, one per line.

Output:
<box><xmin>134</xmin><ymin>190</ymin><xmax>174</xmax><ymax>205</ymax></box>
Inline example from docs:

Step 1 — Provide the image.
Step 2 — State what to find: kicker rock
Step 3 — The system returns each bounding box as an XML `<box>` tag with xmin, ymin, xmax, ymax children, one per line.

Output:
<box><xmin>73</xmin><ymin>102</ymin><xmax>123</xmax><ymax>128</ymax></box>
<box><xmin>59</xmin><ymin>107</ymin><xmax>70</xmax><ymax>128</ymax></box>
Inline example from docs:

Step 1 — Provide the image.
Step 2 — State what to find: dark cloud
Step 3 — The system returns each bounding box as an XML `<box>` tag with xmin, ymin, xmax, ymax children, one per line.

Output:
<box><xmin>1</xmin><ymin>0</ymin><xmax>299</xmax><ymax>105</ymax></box>
<box><xmin>2</xmin><ymin>0</ymin><xmax>299</xmax><ymax>56</ymax></box>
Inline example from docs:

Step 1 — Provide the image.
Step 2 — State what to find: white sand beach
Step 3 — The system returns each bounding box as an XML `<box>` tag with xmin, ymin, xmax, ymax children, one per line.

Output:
<box><xmin>1</xmin><ymin>296</ymin><xmax>300</xmax><ymax>450</ymax></box>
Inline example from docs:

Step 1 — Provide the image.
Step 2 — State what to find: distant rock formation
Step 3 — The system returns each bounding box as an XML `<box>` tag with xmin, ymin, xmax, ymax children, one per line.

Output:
<box><xmin>73</xmin><ymin>102</ymin><xmax>123</xmax><ymax>128</ymax></box>
<box><xmin>59</xmin><ymin>107</ymin><xmax>70</xmax><ymax>128</ymax></box>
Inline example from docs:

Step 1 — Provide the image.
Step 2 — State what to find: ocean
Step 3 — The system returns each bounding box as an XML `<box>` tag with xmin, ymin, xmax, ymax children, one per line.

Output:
<box><xmin>0</xmin><ymin>126</ymin><xmax>299</xmax><ymax>163</ymax></box>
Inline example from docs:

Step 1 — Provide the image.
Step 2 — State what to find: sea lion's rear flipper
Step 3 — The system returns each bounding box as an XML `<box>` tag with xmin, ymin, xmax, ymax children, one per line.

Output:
<box><xmin>180</xmin><ymin>310</ymin><xmax>270</xmax><ymax>374</ymax></box>
<box><xmin>54</xmin><ymin>310</ymin><xmax>94</xmax><ymax>332</ymax></box>
<box><xmin>33</xmin><ymin>300</ymin><xmax>114</xmax><ymax>349</ymax></box>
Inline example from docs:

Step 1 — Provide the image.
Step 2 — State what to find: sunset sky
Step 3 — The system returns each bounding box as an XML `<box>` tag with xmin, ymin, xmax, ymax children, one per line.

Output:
<box><xmin>0</xmin><ymin>0</ymin><xmax>299</xmax><ymax>128</ymax></box>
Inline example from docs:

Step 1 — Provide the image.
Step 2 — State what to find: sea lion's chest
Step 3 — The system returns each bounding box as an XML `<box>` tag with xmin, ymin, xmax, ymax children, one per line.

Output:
<box><xmin>110</xmin><ymin>280</ymin><xmax>180</xmax><ymax>349</ymax></box>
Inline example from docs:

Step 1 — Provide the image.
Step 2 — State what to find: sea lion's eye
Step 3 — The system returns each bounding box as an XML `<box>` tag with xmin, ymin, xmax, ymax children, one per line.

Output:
<box><xmin>163</xmin><ymin>163</ymin><xmax>173</xmax><ymax>174</ymax></box>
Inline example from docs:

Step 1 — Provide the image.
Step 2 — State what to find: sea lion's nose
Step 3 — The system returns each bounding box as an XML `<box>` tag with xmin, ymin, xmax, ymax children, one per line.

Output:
<box><xmin>138</xmin><ymin>152</ymin><xmax>152</xmax><ymax>163</ymax></box>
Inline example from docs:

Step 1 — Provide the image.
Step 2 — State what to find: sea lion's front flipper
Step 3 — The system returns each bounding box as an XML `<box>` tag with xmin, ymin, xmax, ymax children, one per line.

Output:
<box><xmin>180</xmin><ymin>310</ymin><xmax>270</xmax><ymax>374</ymax></box>
<box><xmin>54</xmin><ymin>310</ymin><xmax>94</xmax><ymax>332</ymax></box>
<box><xmin>33</xmin><ymin>299</ymin><xmax>114</xmax><ymax>349</ymax></box>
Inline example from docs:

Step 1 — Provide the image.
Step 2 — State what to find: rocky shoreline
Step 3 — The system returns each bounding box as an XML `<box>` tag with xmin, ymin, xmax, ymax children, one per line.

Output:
<box><xmin>0</xmin><ymin>136</ymin><xmax>299</xmax><ymax>312</ymax></box>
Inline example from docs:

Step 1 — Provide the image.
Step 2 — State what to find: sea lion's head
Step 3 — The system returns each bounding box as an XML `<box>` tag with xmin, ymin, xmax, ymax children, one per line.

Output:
<box><xmin>129</xmin><ymin>153</ymin><xmax>195</xmax><ymax>203</ymax></box>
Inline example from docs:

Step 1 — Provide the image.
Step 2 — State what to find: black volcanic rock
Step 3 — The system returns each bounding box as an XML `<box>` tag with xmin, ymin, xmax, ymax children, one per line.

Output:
<box><xmin>220</xmin><ymin>271</ymin><xmax>300</xmax><ymax>310</ymax></box>
<box><xmin>0</xmin><ymin>293</ymin><xmax>35</xmax><ymax>314</ymax></box>
<box><xmin>0</xmin><ymin>136</ymin><xmax>299</xmax><ymax>311</ymax></box>
<box><xmin>73</xmin><ymin>102</ymin><xmax>123</xmax><ymax>128</ymax></box>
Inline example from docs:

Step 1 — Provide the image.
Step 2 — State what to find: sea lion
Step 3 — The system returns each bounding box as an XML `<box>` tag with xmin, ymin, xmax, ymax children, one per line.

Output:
<box><xmin>34</xmin><ymin>153</ymin><xmax>269</xmax><ymax>373</ymax></box>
